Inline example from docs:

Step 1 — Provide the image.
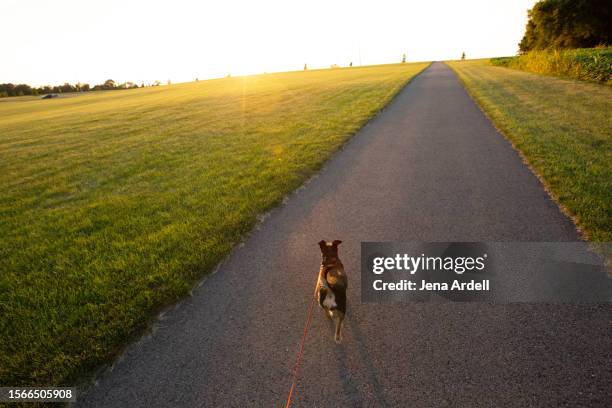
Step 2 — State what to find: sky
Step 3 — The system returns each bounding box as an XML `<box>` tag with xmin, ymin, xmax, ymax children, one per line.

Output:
<box><xmin>1</xmin><ymin>0</ymin><xmax>537</xmax><ymax>86</ymax></box>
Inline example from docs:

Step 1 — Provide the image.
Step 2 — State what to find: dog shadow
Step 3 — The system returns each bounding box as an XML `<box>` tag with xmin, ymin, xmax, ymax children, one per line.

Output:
<box><xmin>329</xmin><ymin>316</ymin><xmax>391</xmax><ymax>408</ymax></box>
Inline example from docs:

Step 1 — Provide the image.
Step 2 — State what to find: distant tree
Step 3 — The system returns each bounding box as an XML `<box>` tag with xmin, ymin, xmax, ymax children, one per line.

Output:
<box><xmin>0</xmin><ymin>83</ymin><xmax>35</xmax><ymax>97</ymax></box>
<box><xmin>14</xmin><ymin>84</ymin><xmax>33</xmax><ymax>96</ymax></box>
<box><xmin>59</xmin><ymin>83</ymin><xmax>76</xmax><ymax>93</ymax></box>
<box><xmin>402</xmin><ymin>53</ymin><xmax>406</xmax><ymax>63</ymax></box>
<box><xmin>461</xmin><ymin>52</ymin><xmax>466</xmax><ymax>60</ymax></box>
<box><xmin>519</xmin><ymin>0</ymin><xmax>612</xmax><ymax>52</ymax></box>
<box><xmin>303</xmin><ymin>63</ymin><xmax>307</xmax><ymax>70</ymax></box>
<box><xmin>91</xmin><ymin>79</ymin><xmax>115</xmax><ymax>91</ymax></box>
<box><xmin>1</xmin><ymin>83</ymin><xmax>15</xmax><ymax>96</ymax></box>
<box><xmin>349</xmin><ymin>62</ymin><xmax>353</xmax><ymax>67</ymax></box>
<box><xmin>73</xmin><ymin>82</ymin><xmax>90</xmax><ymax>92</ymax></box>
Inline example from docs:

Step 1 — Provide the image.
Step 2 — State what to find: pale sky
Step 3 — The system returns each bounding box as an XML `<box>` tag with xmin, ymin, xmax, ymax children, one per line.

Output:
<box><xmin>1</xmin><ymin>0</ymin><xmax>536</xmax><ymax>86</ymax></box>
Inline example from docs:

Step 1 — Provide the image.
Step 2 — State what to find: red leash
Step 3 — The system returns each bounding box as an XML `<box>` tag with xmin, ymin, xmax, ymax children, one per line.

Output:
<box><xmin>284</xmin><ymin>283</ymin><xmax>319</xmax><ymax>408</ymax></box>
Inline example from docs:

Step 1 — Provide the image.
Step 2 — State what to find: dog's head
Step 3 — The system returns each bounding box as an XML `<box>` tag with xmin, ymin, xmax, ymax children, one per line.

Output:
<box><xmin>318</xmin><ymin>240</ymin><xmax>342</xmax><ymax>264</ymax></box>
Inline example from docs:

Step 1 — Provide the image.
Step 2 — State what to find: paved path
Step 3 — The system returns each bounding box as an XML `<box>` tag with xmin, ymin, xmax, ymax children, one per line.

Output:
<box><xmin>77</xmin><ymin>63</ymin><xmax>611</xmax><ymax>407</ymax></box>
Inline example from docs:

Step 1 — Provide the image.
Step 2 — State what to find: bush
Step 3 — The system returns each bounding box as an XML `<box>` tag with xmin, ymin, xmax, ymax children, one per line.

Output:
<box><xmin>490</xmin><ymin>47</ymin><xmax>612</xmax><ymax>84</ymax></box>
<box><xmin>489</xmin><ymin>57</ymin><xmax>514</xmax><ymax>67</ymax></box>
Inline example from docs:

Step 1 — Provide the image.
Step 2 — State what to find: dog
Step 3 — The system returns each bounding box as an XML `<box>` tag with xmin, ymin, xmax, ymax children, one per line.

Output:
<box><xmin>316</xmin><ymin>240</ymin><xmax>347</xmax><ymax>343</ymax></box>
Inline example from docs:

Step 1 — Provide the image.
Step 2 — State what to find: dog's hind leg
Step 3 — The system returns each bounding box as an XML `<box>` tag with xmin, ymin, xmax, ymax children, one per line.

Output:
<box><xmin>334</xmin><ymin>311</ymin><xmax>345</xmax><ymax>344</ymax></box>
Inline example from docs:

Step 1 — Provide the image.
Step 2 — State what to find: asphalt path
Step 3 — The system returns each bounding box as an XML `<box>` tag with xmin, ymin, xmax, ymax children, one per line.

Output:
<box><xmin>77</xmin><ymin>62</ymin><xmax>611</xmax><ymax>407</ymax></box>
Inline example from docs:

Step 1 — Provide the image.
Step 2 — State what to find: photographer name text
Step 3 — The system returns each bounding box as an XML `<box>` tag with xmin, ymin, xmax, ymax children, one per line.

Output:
<box><xmin>373</xmin><ymin>279</ymin><xmax>490</xmax><ymax>291</ymax></box>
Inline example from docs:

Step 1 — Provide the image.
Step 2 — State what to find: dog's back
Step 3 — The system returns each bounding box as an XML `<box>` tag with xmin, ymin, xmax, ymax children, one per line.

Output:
<box><xmin>322</xmin><ymin>263</ymin><xmax>347</xmax><ymax>314</ymax></box>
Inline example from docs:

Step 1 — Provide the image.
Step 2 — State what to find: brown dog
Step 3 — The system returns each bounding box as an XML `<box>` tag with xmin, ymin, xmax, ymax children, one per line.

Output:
<box><xmin>316</xmin><ymin>240</ymin><xmax>347</xmax><ymax>343</ymax></box>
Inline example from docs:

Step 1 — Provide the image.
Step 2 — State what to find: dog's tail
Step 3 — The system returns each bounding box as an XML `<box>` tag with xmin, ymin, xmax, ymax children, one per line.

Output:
<box><xmin>318</xmin><ymin>286</ymin><xmax>328</xmax><ymax>308</ymax></box>
<box><xmin>334</xmin><ymin>311</ymin><xmax>345</xmax><ymax>343</ymax></box>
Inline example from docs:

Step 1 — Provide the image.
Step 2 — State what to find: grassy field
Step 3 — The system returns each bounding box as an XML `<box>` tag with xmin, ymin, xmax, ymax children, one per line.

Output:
<box><xmin>490</xmin><ymin>47</ymin><xmax>612</xmax><ymax>84</ymax></box>
<box><xmin>0</xmin><ymin>62</ymin><xmax>429</xmax><ymax>387</ymax></box>
<box><xmin>448</xmin><ymin>60</ymin><xmax>611</xmax><ymax>241</ymax></box>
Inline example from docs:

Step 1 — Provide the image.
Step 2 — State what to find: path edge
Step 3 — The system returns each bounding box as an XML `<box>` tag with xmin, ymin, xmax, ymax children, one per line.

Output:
<box><xmin>444</xmin><ymin>61</ymin><xmax>586</xmax><ymax>241</ymax></box>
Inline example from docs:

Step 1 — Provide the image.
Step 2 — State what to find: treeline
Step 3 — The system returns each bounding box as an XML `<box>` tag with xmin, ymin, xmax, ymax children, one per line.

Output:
<box><xmin>0</xmin><ymin>79</ymin><xmax>161</xmax><ymax>98</ymax></box>
<box><xmin>491</xmin><ymin>0</ymin><xmax>612</xmax><ymax>84</ymax></box>
<box><xmin>520</xmin><ymin>0</ymin><xmax>611</xmax><ymax>52</ymax></box>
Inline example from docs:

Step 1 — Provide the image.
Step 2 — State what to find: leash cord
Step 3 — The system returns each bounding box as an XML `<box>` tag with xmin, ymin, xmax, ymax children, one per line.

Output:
<box><xmin>284</xmin><ymin>281</ymin><xmax>319</xmax><ymax>408</ymax></box>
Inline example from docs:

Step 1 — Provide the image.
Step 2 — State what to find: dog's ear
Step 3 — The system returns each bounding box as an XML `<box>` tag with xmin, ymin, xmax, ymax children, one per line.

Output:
<box><xmin>332</xmin><ymin>240</ymin><xmax>342</xmax><ymax>247</ymax></box>
<box><xmin>318</xmin><ymin>240</ymin><xmax>327</xmax><ymax>250</ymax></box>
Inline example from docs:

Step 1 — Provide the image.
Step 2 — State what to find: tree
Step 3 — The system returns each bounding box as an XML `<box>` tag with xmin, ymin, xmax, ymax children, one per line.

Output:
<box><xmin>461</xmin><ymin>52</ymin><xmax>466</xmax><ymax>60</ymax></box>
<box><xmin>59</xmin><ymin>83</ymin><xmax>76</xmax><ymax>93</ymax></box>
<box><xmin>14</xmin><ymin>84</ymin><xmax>33</xmax><ymax>96</ymax></box>
<box><xmin>402</xmin><ymin>53</ymin><xmax>406</xmax><ymax>63</ymax></box>
<box><xmin>519</xmin><ymin>0</ymin><xmax>612</xmax><ymax>52</ymax></box>
<box><xmin>103</xmin><ymin>79</ymin><xmax>116</xmax><ymax>89</ymax></box>
<box><xmin>2</xmin><ymin>83</ymin><xmax>15</xmax><ymax>96</ymax></box>
<box><xmin>91</xmin><ymin>79</ymin><xmax>116</xmax><ymax>91</ymax></box>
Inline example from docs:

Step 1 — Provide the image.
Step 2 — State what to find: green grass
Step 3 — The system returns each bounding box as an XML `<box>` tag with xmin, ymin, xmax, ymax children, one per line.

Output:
<box><xmin>0</xmin><ymin>62</ymin><xmax>430</xmax><ymax>387</ymax></box>
<box><xmin>447</xmin><ymin>59</ymin><xmax>611</xmax><ymax>241</ymax></box>
<box><xmin>490</xmin><ymin>47</ymin><xmax>612</xmax><ymax>84</ymax></box>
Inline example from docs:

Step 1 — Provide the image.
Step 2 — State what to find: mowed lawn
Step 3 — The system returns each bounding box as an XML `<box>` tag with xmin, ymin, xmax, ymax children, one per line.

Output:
<box><xmin>0</xmin><ymin>62</ymin><xmax>429</xmax><ymax>386</ymax></box>
<box><xmin>448</xmin><ymin>60</ymin><xmax>611</xmax><ymax>242</ymax></box>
